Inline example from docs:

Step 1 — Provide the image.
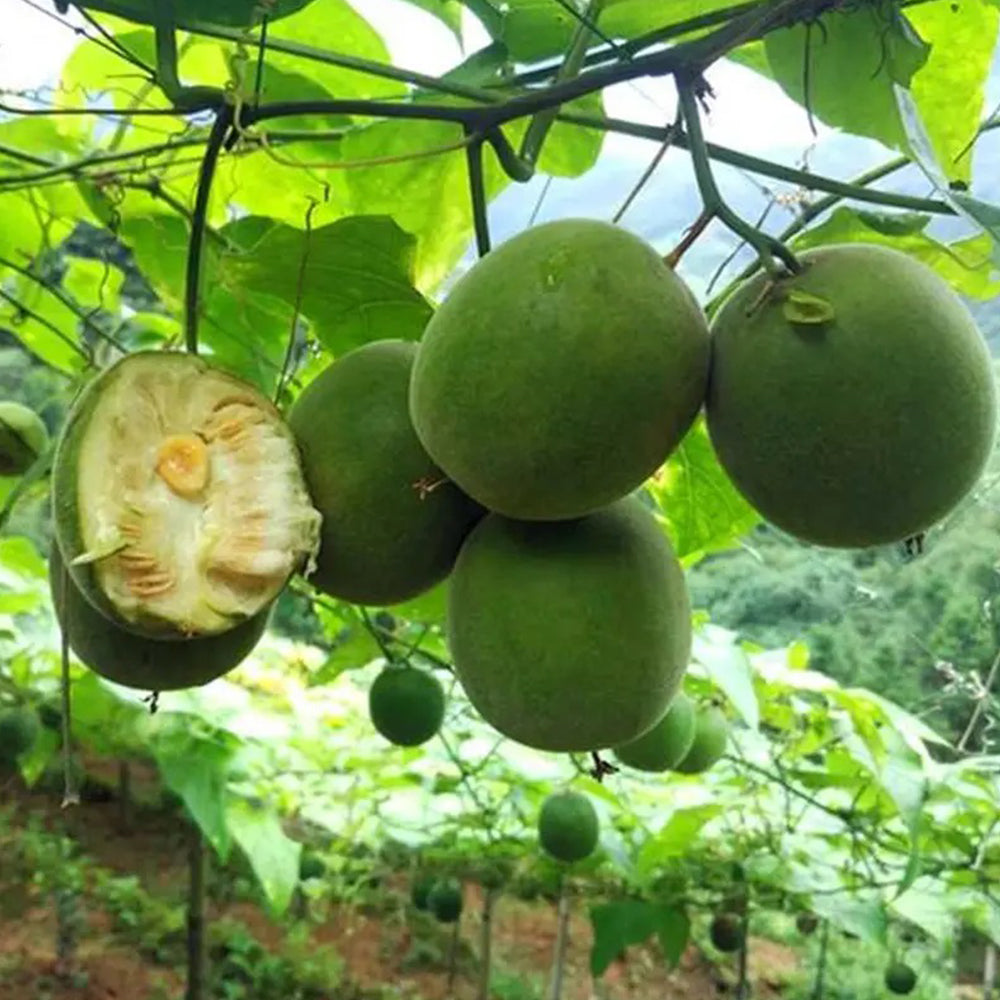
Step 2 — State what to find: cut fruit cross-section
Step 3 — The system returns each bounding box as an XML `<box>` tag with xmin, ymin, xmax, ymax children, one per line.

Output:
<box><xmin>53</xmin><ymin>352</ymin><xmax>322</xmax><ymax>640</ymax></box>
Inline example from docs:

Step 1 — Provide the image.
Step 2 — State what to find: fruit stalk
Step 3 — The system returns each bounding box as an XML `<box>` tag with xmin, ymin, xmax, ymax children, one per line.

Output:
<box><xmin>185</xmin><ymin>104</ymin><xmax>234</xmax><ymax>354</ymax></box>
<box><xmin>519</xmin><ymin>0</ymin><xmax>605</xmax><ymax>170</ymax></box>
<box><xmin>676</xmin><ymin>78</ymin><xmax>799</xmax><ymax>275</ymax></box>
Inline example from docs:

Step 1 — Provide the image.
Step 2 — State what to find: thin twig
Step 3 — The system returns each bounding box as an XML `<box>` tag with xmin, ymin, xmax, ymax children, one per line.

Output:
<box><xmin>664</xmin><ymin>208</ymin><xmax>716</xmax><ymax>268</ymax></box>
<box><xmin>613</xmin><ymin>122</ymin><xmax>678</xmax><ymax>223</ymax></box>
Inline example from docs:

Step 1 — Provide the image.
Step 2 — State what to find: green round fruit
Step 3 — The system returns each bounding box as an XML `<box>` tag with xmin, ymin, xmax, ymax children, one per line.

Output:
<box><xmin>796</xmin><ymin>912</ymin><xmax>819</xmax><ymax>936</ymax></box>
<box><xmin>0</xmin><ymin>707</ymin><xmax>40</xmax><ymax>764</ymax></box>
<box><xmin>52</xmin><ymin>351</ymin><xmax>320</xmax><ymax>640</ymax></box>
<box><xmin>538</xmin><ymin>791</ymin><xmax>599</xmax><ymax>863</ymax></box>
<box><xmin>673</xmin><ymin>706</ymin><xmax>728</xmax><ymax>774</ymax></box>
<box><xmin>448</xmin><ymin>497</ymin><xmax>691</xmax><ymax>752</ymax></box>
<box><xmin>368</xmin><ymin>666</ymin><xmax>445</xmax><ymax>747</ymax></box>
<box><xmin>50</xmin><ymin>546</ymin><xmax>269</xmax><ymax>692</ymax></box>
<box><xmin>411</xmin><ymin>873</ymin><xmax>436</xmax><ymax>911</ymax></box>
<box><xmin>427</xmin><ymin>879</ymin><xmax>463</xmax><ymax>923</ymax></box>
<box><xmin>885</xmin><ymin>962</ymin><xmax>917</xmax><ymax>995</ymax></box>
<box><xmin>288</xmin><ymin>340</ymin><xmax>483</xmax><ymax>606</ymax></box>
<box><xmin>299</xmin><ymin>852</ymin><xmax>326</xmax><ymax>881</ymax></box>
<box><xmin>710</xmin><ymin>912</ymin><xmax>744</xmax><ymax>953</ymax></box>
<box><xmin>0</xmin><ymin>401</ymin><xmax>48</xmax><ymax>477</ymax></box>
<box><xmin>409</xmin><ymin>219</ymin><xmax>710</xmax><ymax>521</ymax></box>
<box><xmin>614</xmin><ymin>691</ymin><xmax>697</xmax><ymax>772</ymax></box>
<box><xmin>707</xmin><ymin>244</ymin><xmax>997</xmax><ymax>547</ymax></box>
<box><xmin>72</xmin><ymin>0</ymin><xmax>315</xmax><ymax>28</ymax></box>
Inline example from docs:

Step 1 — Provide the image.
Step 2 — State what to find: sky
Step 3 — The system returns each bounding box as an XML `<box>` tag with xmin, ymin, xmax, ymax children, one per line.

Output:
<box><xmin>0</xmin><ymin>0</ymin><xmax>824</xmax><ymax>155</ymax></box>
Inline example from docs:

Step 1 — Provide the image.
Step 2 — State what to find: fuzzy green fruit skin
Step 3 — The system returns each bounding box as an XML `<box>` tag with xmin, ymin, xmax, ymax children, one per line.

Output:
<box><xmin>410</xmin><ymin>219</ymin><xmax>710</xmax><ymax>521</ymax></box>
<box><xmin>885</xmin><ymin>962</ymin><xmax>917</xmax><ymax>995</ymax></box>
<box><xmin>368</xmin><ymin>666</ymin><xmax>445</xmax><ymax>747</ymax></box>
<box><xmin>427</xmin><ymin>879</ymin><xmax>463</xmax><ymax>923</ymax></box>
<box><xmin>614</xmin><ymin>691</ymin><xmax>697</xmax><ymax>772</ymax></box>
<box><xmin>673</xmin><ymin>706</ymin><xmax>728</xmax><ymax>774</ymax></box>
<box><xmin>0</xmin><ymin>401</ymin><xmax>48</xmax><ymax>476</ymax></box>
<box><xmin>538</xmin><ymin>791</ymin><xmax>599</xmax><ymax>863</ymax></box>
<box><xmin>411</xmin><ymin>874</ymin><xmax>436</xmax><ymax>911</ymax></box>
<box><xmin>299</xmin><ymin>852</ymin><xmax>326</xmax><ymax>881</ymax></box>
<box><xmin>289</xmin><ymin>340</ymin><xmax>483</xmax><ymax>606</ymax></box>
<box><xmin>710</xmin><ymin>913</ymin><xmax>743</xmax><ymax>953</ymax></box>
<box><xmin>72</xmin><ymin>0</ymin><xmax>314</xmax><ymax>28</ymax></box>
<box><xmin>49</xmin><ymin>547</ymin><xmax>269</xmax><ymax>692</ymax></box>
<box><xmin>0</xmin><ymin>708</ymin><xmax>40</xmax><ymax>764</ymax></box>
<box><xmin>707</xmin><ymin>244</ymin><xmax>997</xmax><ymax>547</ymax></box>
<box><xmin>448</xmin><ymin>497</ymin><xmax>691</xmax><ymax>752</ymax></box>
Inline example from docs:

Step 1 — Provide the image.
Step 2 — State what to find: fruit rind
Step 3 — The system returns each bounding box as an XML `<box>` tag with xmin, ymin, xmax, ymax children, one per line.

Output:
<box><xmin>884</xmin><ymin>962</ymin><xmax>917</xmax><ymax>995</ymax></box>
<box><xmin>448</xmin><ymin>497</ymin><xmax>691</xmax><ymax>752</ymax></box>
<box><xmin>538</xmin><ymin>790</ymin><xmax>599</xmax><ymax>863</ymax></box>
<box><xmin>288</xmin><ymin>340</ymin><xmax>482</xmax><ymax>607</ymax></box>
<box><xmin>0</xmin><ymin>707</ymin><xmax>40</xmax><ymax>764</ymax></box>
<box><xmin>49</xmin><ymin>545</ymin><xmax>269</xmax><ymax>692</ymax></box>
<box><xmin>614</xmin><ymin>691</ymin><xmax>697</xmax><ymax>772</ymax></box>
<box><xmin>368</xmin><ymin>666</ymin><xmax>445</xmax><ymax>747</ymax></box>
<box><xmin>410</xmin><ymin>218</ymin><xmax>710</xmax><ymax>521</ymax></box>
<box><xmin>427</xmin><ymin>879</ymin><xmax>463</xmax><ymax>923</ymax></box>
<box><xmin>707</xmin><ymin>243</ymin><xmax>997</xmax><ymax>547</ymax></box>
<box><xmin>673</xmin><ymin>706</ymin><xmax>728</xmax><ymax>775</ymax></box>
<box><xmin>0</xmin><ymin>401</ymin><xmax>49</xmax><ymax>477</ymax></box>
<box><xmin>709</xmin><ymin>912</ymin><xmax>744</xmax><ymax>953</ymax></box>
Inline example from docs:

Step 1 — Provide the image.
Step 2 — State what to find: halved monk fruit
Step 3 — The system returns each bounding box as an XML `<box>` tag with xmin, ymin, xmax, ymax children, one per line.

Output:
<box><xmin>52</xmin><ymin>352</ymin><xmax>322</xmax><ymax>640</ymax></box>
<box><xmin>49</xmin><ymin>546</ymin><xmax>269</xmax><ymax>691</ymax></box>
<box><xmin>288</xmin><ymin>340</ymin><xmax>484</xmax><ymax>606</ymax></box>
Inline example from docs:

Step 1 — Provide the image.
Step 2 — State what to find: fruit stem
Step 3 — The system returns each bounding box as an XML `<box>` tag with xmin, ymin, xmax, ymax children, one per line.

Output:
<box><xmin>676</xmin><ymin>77</ymin><xmax>801</xmax><ymax>277</ymax></box>
<box><xmin>466</xmin><ymin>133</ymin><xmax>492</xmax><ymax>257</ymax></box>
<box><xmin>151</xmin><ymin>0</ymin><xmax>225</xmax><ymax>112</ymax></box>
<box><xmin>518</xmin><ymin>0</ymin><xmax>606</xmax><ymax>171</ymax></box>
<box><xmin>184</xmin><ymin>104</ymin><xmax>234</xmax><ymax>355</ymax></box>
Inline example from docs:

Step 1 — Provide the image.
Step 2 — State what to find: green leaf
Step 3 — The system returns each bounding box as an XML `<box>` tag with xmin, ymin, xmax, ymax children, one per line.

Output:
<box><xmin>1</xmin><ymin>272</ymin><xmax>87</xmax><ymax>374</ymax></box>
<box><xmin>636</xmin><ymin>805</ymin><xmax>724</xmax><ymax>878</ymax></box>
<box><xmin>601</xmin><ymin>0</ymin><xmax>739</xmax><ymax>41</ymax></box>
<box><xmin>399</xmin><ymin>0</ymin><xmax>464</xmax><ymax>36</ymax></box>
<box><xmin>312</xmin><ymin>628</ymin><xmax>383</xmax><ymax>685</ymax></box>
<box><xmin>649</xmin><ymin>418</ymin><xmax>759</xmax><ymax>566</ymax></box>
<box><xmin>793</xmin><ymin>206</ymin><xmax>1000</xmax><ymax>300</ymax></box>
<box><xmin>589</xmin><ymin>901</ymin><xmax>686</xmax><ymax>976</ymax></box>
<box><xmin>890</xmin><ymin>880</ymin><xmax>956</xmax><ymax>944</ymax></box>
<box><xmin>811</xmin><ymin>893</ymin><xmax>887</xmax><ymax>943</ymax></box>
<box><xmin>763</xmin><ymin>5</ymin><xmax>929</xmax><ymax>152</ymax></box>
<box><xmin>225</xmin><ymin>795</ymin><xmax>302</xmax><ymax>915</ymax></box>
<box><xmin>152</xmin><ymin>726</ymin><xmax>239</xmax><ymax>857</ymax></box>
<box><xmin>782</xmin><ymin>289</ymin><xmax>835</xmax><ymax>325</ymax></box>
<box><xmin>692</xmin><ymin>627</ymin><xmax>759</xmax><ymax>730</ymax></box>
<box><xmin>655</xmin><ymin>908</ymin><xmax>690</xmax><ymax>968</ymax></box>
<box><xmin>904</xmin><ymin>0</ymin><xmax>998</xmax><ymax>185</ymax></box>
<box><xmin>267</xmin><ymin>1</ymin><xmax>406</xmax><ymax>102</ymax></box>
<box><xmin>222</xmin><ymin>216</ymin><xmax>433</xmax><ymax>354</ymax></box>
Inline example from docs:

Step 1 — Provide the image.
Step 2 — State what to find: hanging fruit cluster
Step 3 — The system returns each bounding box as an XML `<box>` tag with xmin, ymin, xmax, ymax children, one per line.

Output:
<box><xmin>44</xmin><ymin>217</ymin><xmax>996</xmax><ymax>775</ymax></box>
